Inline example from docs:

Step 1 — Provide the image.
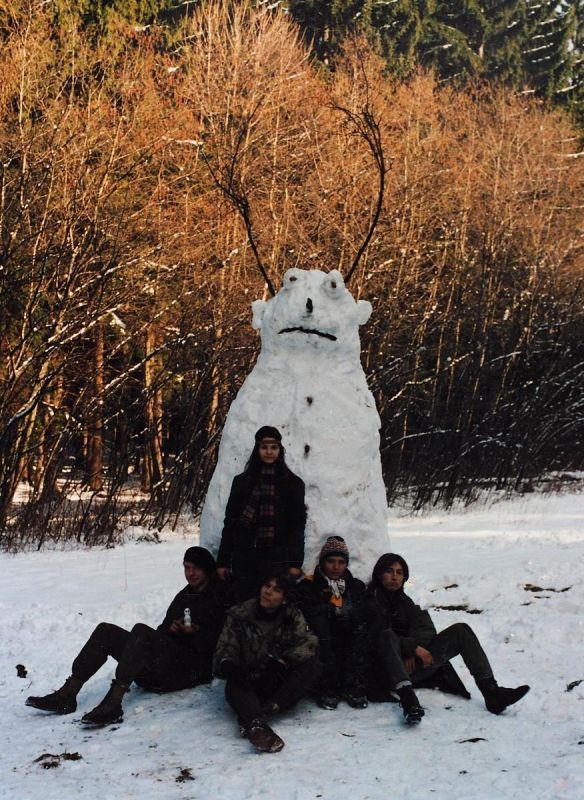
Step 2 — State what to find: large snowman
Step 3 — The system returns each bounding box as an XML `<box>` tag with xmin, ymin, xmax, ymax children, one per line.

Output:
<box><xmin>199</xmin><ymin>268</ymin><xmax>389</xmax><ymax>573</ymax></box>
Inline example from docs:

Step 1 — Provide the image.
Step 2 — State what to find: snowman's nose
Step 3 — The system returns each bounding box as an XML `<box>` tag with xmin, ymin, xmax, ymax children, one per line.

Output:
<box><xmin>306</xmin><ymin>298</ymin><xmax>313</xmax><ymax>314</ymax></box>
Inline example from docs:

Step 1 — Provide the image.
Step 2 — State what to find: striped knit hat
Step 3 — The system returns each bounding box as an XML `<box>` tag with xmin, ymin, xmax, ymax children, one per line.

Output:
<box><xmin>318</xmin><ymin>535</ymin><xmax>350</xmax><ymax>566</ymax></box>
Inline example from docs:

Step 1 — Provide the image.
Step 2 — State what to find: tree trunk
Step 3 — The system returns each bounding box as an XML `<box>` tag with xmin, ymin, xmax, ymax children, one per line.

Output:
<box><xmin>141</xmin><ymin>324</ymin><xmax>164</xmax><ymax>499</ymax></box>
<box><xmin>86</xmin><ymin>323</ymin><xmax>104</xmax><ymax>491</ymax></box>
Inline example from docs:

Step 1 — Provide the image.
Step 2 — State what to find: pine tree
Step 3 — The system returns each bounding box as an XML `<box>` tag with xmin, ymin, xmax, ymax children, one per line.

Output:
<box><xmin>370</xmin><ymin>0</ymin><xmax>424</xmax><ymax>76</ymax></box>
<box><xmin>482</xmin><ymin>0</ymin><xmax>530</xmax><ymax>85</ymax></box>
<box><xmin>287</xmin><ymin>0</ymin><xmax>375</xmax><ymax>64</ymax></box>
<box><xmin>416</xmin><ymin>1</ymin><xmax>487</xmax><ymax>82</ymax></box>
<box><xmin>50</xmin><ymin>0</ymin><xmax>176</xmax><ymax>30</ymax></box>
<box><xmin>524</xmin><ymin>0</ymin><xmax>576</xmax><ymax>100</ymax></box>
<box><xmin>566</xmin><ymin>0</ymin><xmax>584</xmax><ymax>125</ymax></box>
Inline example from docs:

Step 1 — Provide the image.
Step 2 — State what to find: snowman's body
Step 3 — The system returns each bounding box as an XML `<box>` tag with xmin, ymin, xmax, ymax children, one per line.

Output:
<box><xmin>199</xmin><ymin>268</ymin><xmax>389</xmax><ymax>573</ymax></box>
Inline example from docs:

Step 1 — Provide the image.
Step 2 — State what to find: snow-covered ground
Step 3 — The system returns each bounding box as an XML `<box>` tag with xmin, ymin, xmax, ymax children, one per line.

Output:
<box><xmin>2</xmin><ymin>489</ymin><xmax>583</xmax><ymax>800</ymax></box>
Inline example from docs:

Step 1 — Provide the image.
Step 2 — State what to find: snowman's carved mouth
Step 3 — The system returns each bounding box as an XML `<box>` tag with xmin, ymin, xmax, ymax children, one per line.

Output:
<box><xmin>278</xmin><ymin>326</ymin><xmax>337</xmax><ymax>341</ymax></box>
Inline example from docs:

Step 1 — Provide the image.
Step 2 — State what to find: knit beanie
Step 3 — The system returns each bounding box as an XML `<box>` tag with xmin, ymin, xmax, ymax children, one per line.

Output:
<box><xmin>318</xmin><ymin>535</ymin><xmax>350</xmax><ymax>566</ymax></box>
<box><xmin>372</xmin><ymin>553</ymin><xmax>410</xmax><ymax>585</ymax></box>
<box><xmin>255</xmin><ymin>426</ymin><xmax>282</xmax><ymax>442</ymax></box>
<box><xmin>183</xmin><ymin>546</ymin><xmax>217</xmax><ymax>577</ymax></box>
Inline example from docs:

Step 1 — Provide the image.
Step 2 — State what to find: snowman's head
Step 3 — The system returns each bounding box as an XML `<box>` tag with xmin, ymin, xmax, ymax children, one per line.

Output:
<box><xmin>251</xmin><ymin>269</ymin><xmax>372</xmax><ymax>359</ymax></box>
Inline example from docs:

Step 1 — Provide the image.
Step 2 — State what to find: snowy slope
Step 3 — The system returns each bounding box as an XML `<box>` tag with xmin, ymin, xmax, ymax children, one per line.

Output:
<box><xmin>2</xmin><ymin>489</ymin><xmax>583</xmax><ymax>800</ymax></box>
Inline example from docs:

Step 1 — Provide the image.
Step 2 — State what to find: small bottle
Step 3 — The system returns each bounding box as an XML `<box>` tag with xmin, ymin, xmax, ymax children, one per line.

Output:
<box><xmin>183</xmin><ymin>608</ymin><xmax>192</xmax><ymax>628</ymax></box>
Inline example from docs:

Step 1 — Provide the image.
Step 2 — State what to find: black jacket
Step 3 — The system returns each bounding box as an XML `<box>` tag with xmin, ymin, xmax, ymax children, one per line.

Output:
<box><xmin>217</xmin><ymin>469</ymin><xmax>306</xmax><ymax>574</ymax></box>
<box><xmin>296</xmin><ymin>568</ymin><xmax>368</xmax><ymax>689</ymax></box>
<box><xmin>366</xmin><ymin>584</ymin><xmax>471</xmax><ymax>699</ymax></box>
<box><xmin>296</xmin><ymin>568</ymin><xmax>368</xmax><ymax>638</ymax></box>
<box><xmin>366</xmin><ymin>584</ymin><xmax>436</xmax><ymax>658</ymax></box>
<box><xmin>157</xmin><ymin>582</ymin><xmax>226</xmax><ymax>657</ymax></box>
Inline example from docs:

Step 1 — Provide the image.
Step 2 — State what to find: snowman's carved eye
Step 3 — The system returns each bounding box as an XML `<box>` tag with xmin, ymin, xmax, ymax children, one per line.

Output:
<box><xmin>283</xmin><ymin>269</ymin><xmax>303</xmax><ymax>290</ymax></box>
<box><xmin>323</xmin><ymin>271</ymin><xmax>345</xmax><ymax>298</ymax></box>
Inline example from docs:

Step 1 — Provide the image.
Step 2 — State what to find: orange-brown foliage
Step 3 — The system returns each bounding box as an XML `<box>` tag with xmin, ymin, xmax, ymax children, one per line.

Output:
<box><xmin>1</xmin><ymin>1</ymin><xmax>583</xmax><ymax>542</ymax></box>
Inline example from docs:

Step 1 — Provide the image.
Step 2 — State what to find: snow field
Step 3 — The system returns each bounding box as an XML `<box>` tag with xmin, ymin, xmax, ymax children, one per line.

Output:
<box><xmin>1</xmin><ymin>489</ymin><xmax>583</xmax><ymax>800</ymax></box>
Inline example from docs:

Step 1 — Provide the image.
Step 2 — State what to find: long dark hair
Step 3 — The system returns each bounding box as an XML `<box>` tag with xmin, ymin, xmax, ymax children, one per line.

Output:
<box><xmin>243</xmin><ymin>439</ymin><xmax>290</xmax><ymax>478</ymax></box>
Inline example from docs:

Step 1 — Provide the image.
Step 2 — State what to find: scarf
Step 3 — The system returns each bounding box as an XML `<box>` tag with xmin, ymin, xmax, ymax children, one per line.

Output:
<box><xmin>240</xmin><ymin>465</ymin><xmax>276</xmax><ymax>549</ymax></box>
<box><xmin>318</xmin><ymin>566</ymin><xmax>346</xmax><ymax>609</ymax></box>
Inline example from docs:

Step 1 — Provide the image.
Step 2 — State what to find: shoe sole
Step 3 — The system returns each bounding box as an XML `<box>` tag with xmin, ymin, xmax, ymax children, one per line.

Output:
<box><xmin>249</xmin><ymin>738</ymin><xmax>285</xmax><ymax>753</ymax></box>
<box><xmin>81</xmin><ymin>715</ymin><xmax>123</xmax><ymax>727</ymax></box>
<box><xmin>403</xmin><ymin>706</ymin><xmax>425</xmax><ymax>725</ymax></box>
<box><xmin>25</xmin><ymin>700</ymin><xmax>76</xmax><ymax>715</ymax></box>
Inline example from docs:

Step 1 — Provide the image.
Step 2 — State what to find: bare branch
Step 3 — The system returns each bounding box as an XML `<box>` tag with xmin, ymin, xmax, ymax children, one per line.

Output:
<box><xmin>334</xmin><ymin>102</ymin><xmax>387</xmax><ymax>285</ymax></box>
<box><xmin>201</xmin><ymin>115</ymin><xmax>276</xmax><ymax>297</ymax></box>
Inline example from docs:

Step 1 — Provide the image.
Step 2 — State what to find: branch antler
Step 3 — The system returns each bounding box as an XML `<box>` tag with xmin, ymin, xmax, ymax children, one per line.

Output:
<box><xmin>202</xmin><ymin>113</ymin><xmax>276</xmax><ymax>297</ymax></box>
<box><xmin>333</xmin><ymin>76</ymin><xmax>387</xmax><ymax>285</ymax></box>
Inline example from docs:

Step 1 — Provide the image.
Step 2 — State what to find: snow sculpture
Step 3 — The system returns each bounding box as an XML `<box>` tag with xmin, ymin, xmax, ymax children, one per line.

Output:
<box><xmin>199</xmin><ymin>268</ymin><xmax>389</xmax><ymax>573</ymax></box>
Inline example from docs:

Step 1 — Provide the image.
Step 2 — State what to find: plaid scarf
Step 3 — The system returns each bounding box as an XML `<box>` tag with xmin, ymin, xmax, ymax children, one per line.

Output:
<box><xmin>240</xmin><ymin>465</ymin><xmax>276</xmax><ymax>549</ymax></box>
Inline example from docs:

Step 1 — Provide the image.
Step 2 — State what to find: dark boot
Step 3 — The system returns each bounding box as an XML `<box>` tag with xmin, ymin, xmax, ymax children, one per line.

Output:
<box><xmin>26</xmin><ymin>676</ymin><xmax>83</xmax><ymax>715</ymax></box>
<box><xmin>317</xmin><ymin>693</ymin><xmax>339</xmax><ymax>710</ymax></box>
<box><xmin>81</xmin><ymin>679</ymin><xmax>128</xmax><ymax>726</ymax></box>
<box><xmin>396</xmin><ymin>685</ymin><xmax>424</xmax><ymax>725</ymax></box>
<box><xmin>261</xmin><ymin>701</ymin><xmax>280</xmax><ymax>716</ymax></box>
<box><xmin>478</xmin><ymin>678</ymin><xmax>530</xmax><ymax>714</ymax></box>
<box><xmin>245</xmin><ymin>719</ymin><xmax>285</xmax><ymax>753</ymax></box>
<box><xmin>342</xmin><ymin>687</ymin><xmax>368</xmax><ymax>709</ymax></box>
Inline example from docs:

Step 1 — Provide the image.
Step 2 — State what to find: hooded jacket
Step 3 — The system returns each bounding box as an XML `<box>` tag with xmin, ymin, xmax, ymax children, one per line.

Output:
<box><xmin>213</xmin><ymin>599</ymin><xmax>317</xmax><ymax>679</ymax></box>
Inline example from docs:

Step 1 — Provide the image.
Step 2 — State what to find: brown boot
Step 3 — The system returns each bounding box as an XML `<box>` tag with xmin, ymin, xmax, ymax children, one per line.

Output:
<box><xmin>26</xmin><ymin>676</ymin><xmax>83</xmax><ymax>715</ymax></box>
<box><xmin>245</xmin><ymin>719</ymin><xmax>285</xmax><ymax>753</ymax></box>
<box><xmin>81</xmin><ymin>680</ymin><xmax>128</xmax><ymax>726</ymax></box>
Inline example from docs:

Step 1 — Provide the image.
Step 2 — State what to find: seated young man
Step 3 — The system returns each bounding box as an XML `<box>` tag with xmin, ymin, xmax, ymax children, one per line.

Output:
<box><xmin>366</xmin><ymin>553</ymin><xmax>530</xmax><ymax>725</ymax></box>
<box><xmin>214</xmin><ymin>573</ymin><xmax>320</xmax><ymax>753</ymax></box>
<box><xmin>296</xmin><ymin>536</ymin><xmax>369</xmax><ymax>710</ymax></box>
<box><xmin>26</xmin><ymin>547</ymin><xmax>225</xmax><ymax>727</ymax></box>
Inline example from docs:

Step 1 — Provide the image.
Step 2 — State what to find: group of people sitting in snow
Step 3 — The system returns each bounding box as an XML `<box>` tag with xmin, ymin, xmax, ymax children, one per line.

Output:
<box><xmin>26</xmin><ymin>426</ymin><xmax>530</xmax><ymax>754</ymax></box>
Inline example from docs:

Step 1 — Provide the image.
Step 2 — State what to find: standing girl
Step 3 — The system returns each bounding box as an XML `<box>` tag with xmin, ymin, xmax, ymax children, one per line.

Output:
<box><xmin>216</xmin><ymin>426</ymin><xmax>306</xmax><ymax>602</ymax></box>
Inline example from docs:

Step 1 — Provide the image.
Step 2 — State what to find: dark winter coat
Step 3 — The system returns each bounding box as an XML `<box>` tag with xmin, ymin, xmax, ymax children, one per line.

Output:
<box><xmin>70</xmin><ymin>582</ymin><xmax>227</xmax><ymax>693</ymax></box>
<box><xmin>217</xmin><ymin>469</ymin><xmax>306</xmax><ymax>578</ymax></box>
<box><xmin>365</xmin><ymin>584</ymin><xmax>470</xmax><ymax>699</ymax></box>
<box><xmin>213</xmin><ymin>599</ymin><xmax>318</xmax><ymax>679</ymax></box>
<box><xmin>157</xmin><ymin>582</ymin><xmax>226</xmax><ymax>660</ymax></box>
<box><xmin>366</xmin><ymin>584</ymin><xmax>436</xmax><ymax>657</ymax></box>
<box><xmin>295</xmin><ymin>568</ymin><xmax>369</xmax><ymax>691</ymax></box>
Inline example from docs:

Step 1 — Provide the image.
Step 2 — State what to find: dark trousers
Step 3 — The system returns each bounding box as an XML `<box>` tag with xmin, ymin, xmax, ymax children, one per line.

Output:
<box><xmin>376</xmin><ymin>622</ymin><xmax>494</xmax><ymax>690</ymax></box>
<box><xmin>225</xmin><ymin>657</ymin><xmax>321</xmax><ymax>725</ymax></box>
<box><xmin>71</xmin><ymin>622</ymin><xmax>210</xmax><ymax>690</ymax></box>
<box><xmin>312</xmin><ymin>622</ymin><xmax>367</xmax><ymax>696</ymax></box>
